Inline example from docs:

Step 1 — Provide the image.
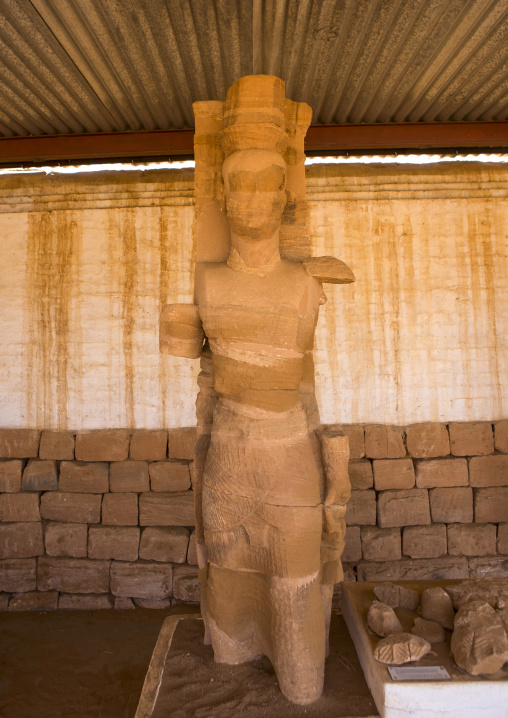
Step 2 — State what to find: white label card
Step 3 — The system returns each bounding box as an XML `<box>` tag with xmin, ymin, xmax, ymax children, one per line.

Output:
<box><xmin>388</xmin><ymin>666</ymin><xmax>451</xmax><ymax>681</ymax></box>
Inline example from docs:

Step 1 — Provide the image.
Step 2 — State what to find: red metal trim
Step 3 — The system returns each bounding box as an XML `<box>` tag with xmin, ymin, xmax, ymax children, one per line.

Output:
<box><xmin>305</xmin><ymin>121</ymin><xmax>508</xmax><ymax>152</ymax></box>
<box><xmin>0</xmin><ymin>122</ymin><xmax>507</xmax><ymax>163</ymax></box>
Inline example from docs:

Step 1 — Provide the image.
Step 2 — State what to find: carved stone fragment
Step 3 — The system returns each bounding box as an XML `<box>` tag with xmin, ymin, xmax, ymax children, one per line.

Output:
<box><xmin>421</xmin><ymin>586</ymin><xmax>455</xmax><ymax>629</ymax></box>
<box><xmin>411</xmin><ymin>617</ymin><xmax>446</xmax><ymax>643</ymax></box>
<box><xmin>374</xmin><ymin>632</ymin><xmax>431</xmax><ymax>665</ymax></box>
<box><xmin>367</xmin><ymin>601</ymin><xmax>403</xmax><ymax>637</ymax></box>
<box><xmin>451</xmin><ymin>600</ymin><xmax>508</xmax><ymax>675</ymax></box>
<box><xmin>445</xmin><ymin>578</ymin><xmax>508</xmax><ymax>610</ymax></box>
<box><xmin>373</xmin><ymin>582</ymin><xmax>419</xmax><ymax>610</ymax></box>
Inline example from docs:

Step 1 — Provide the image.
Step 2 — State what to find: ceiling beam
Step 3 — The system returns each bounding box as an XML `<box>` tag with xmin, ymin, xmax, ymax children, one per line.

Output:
<box><xmin>0</xmin><ymin>122</ymin><xmax>507</xmax><ymax>164</ymax></box>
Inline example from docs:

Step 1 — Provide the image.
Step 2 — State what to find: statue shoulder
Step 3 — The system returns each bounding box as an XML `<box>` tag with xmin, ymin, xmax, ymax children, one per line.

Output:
<box><xmin>303</xmin><ymin>256</ymin><xmax>355</xmax><ymax>284</ymax></box>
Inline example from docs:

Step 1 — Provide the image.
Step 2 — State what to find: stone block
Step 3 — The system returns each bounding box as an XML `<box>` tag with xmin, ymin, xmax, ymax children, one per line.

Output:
<box><xmin>447</xmin><ymin>523</ymin><xmax>496</xmax><ymax>557</ymax></box>
<box><xmin>494</xmin><ymin>420</ymin><xmax>508</xmax><ymax>453</ymax></box>
<box><xmin>361</xmin><ymin>527</ymin><xmax>401</xmax><ymax>562</ymax></box>
<box><xmin>173</xmin><ymin>565</ymin><xmax>200</xmax><ymax>603</ymax></box>
<box><xmin>39</xmin><ymin>431</ymin><xmax>75</xmax><ymax>460</ymax></box>
<box><xmin>357</xmin><ymin>556</ymin><xmax>468</xmax><ymax>582</ymax></box>
<box><xmin>402</xmin><ymin>525</ymin><xmax>447</xmax><ymax>559</ymax></box>
<box><xmin>364</xmin><ymin>425</ymin><xmax>405</xmax><ymax>459</ymax></box>
<box><xmin>130</xmin><ymin>430</ymin><xmax>167</xmax><ymax>460</ymax></box>
<box><xmin>468</xmin><ymin>556</ymin><xmax>508</xmax><ymax>578</ymax></box>
<box><xmin>187</xmin><ymin>531</ymin><xmax>198</xmax><ymax>565</ymax></box>
<box><xmin>498</xmin><ymin>524</ymin><xmax>508</xmax><ymax>554</ymax></box>
<box><xmin>342</xmin><ymin>526</ymin><xmax>362</xmax><ymax>563</ymax></box>
<box><xmin>149</xmin><ymin>461</ymin><xmax>191</xmax><ymax>492</ymax></box>
<box><xmin>0</xmin><ymin>493</ymin><xmax>40</xmax><ymax>522</ymax></box>
<box><xmin>21</xmin><ymin>460</ymin><xmax>58</xmax><ymax>491</ymax></box>
<box><xmin>45</xmin><ymin>522</ymin><xmax>88</xmax><ymax>558</ymax></box>
<box><xmin>58</xmin><ymin>593</ymin><xmax>114</xmax><ymax>610</ymax></box>
<box><xmin>0</xmin><ymin>594</ymin><xmax>9</xmax><ymax>611</ymax></box>
<box><xmin>102</xmin><ymin>493</ymin><xmax>138</xmax><ymax>526</ymax></box>
<box><xmin>9</xmin><ymin>591</ymin><xmax>58</xmax><ymax>611</ymax></box>
<box><xmin>0</xmin><ymin>558</ymin><xmax>36</xmax><ymax>592</ymax></box>
<box><xmin>134</xmin><ymin>598</ymin><xmax>171</xmax><ymax>609</ymax></box>
<box><xmin>348</xmin><ymin>460</ymin><xmax>373</xmax><ymax>490</ymax></box>
<box><xmin>59</xmin><ymin>461</ymin><xmax>109</xmax><ymax>493</ymax></box>
<box><xmin>115</xmin><ymin>597</ymin><xmax>135</xmax><ymax>609</ymax></box>
<box><xmin>373</xmin><ymin>459</ymin><xmax>415</xmax><ymax>490</ymax></box>
<box><xmin>75</xmin><ymin>430</ymin><xmax>130</xmax><ymax>462</ymax></box>
<box><xmin>8</xmin><ymin>591</ymin><xmax>54</xmax><ymax>612</ymax></box>
<box><xmin>167</xmin><ymin>427</ymin><xmax>196</xmax><ymax>460</ymax></box>
<box><xmin>405</xmin><ymin>423</ymin><xmax>450</xmax><ymax>459</ymax></box>
<box><xmin>430</xmin><ymin>487</ymin><xmax>473</xmax><ymax>523</ymax></box>
<box><xmin>110</xmin><ymin>561</ymin><xmax>172</xmax><ymax>600</ymax></box>
<box><xmin>0</xmin><ymin>460</ymin><xmax>22</xmax><ymax>492</ymax></box>
<box><xmin>40</xmin><ymin>492</ymin><xmax>101</xmax><ymax>523</ymax></box>
<box><xmin>345</xmin><ymin>490</ymin><xmax>376</xmax><ymax>526</ymax></box>
<box><xmin>469</xmin><ymin>455</ymin><xmax>508</xmax><ymax>487</ymax></box>
<box><xmin>139</xmin><ymin>492</ymin><xmax>195</xmax><ymax>527</ymax></box>
<box><xmin>139</xmin><ymin>527</ymin><xmax>189</xmax><ymax>563</ymax></box>
<box><xmin>475</xmin><ymin>487</ymin><xmax>508</xmax><ymax>523</ymax></box>
<box><xmin>0</xmin><ymin>522</ymin><xmax>43</xmax><ymax>559</ymax></box>
<box><xmin>88</xmin><ymin>526</ymin><xmax>140</xmax><ymax>561</ymax></box>
<box><xmin>37</xmin><ymin>556</ymin><xmax>110</xmax><ymax>593</ymax></box>
<box><xmin>110</xmin><ymin>461</ymin><xmax>149</xmax><ymax>492</ymax></box>
<box><xmin>327</xmin><ymin>425</ymin><xmax>364</xmax><ymax>459</ymax></box>
<box><xmin>377</xmin><ymin>489</ymin><xmax>430</xmax><ymax>528</ymax></box>
<box><xmin>415</xmin><ymin>458</ymin><xmax>468</xmax><ymax>488</ymax></box>
<box><xmin>0</xmin><ymin>429</ymin><xmax>40</xmax><ymax>458</ymax></box>
<box><xmin>449</xmin><ymin>422</ymin><xmax>494</xmax><ymax>456</ymax></box>
<box><xmin>406</xmin><ymin>422</ymin><xmax>450</xmax><ymax>459</ymax></box>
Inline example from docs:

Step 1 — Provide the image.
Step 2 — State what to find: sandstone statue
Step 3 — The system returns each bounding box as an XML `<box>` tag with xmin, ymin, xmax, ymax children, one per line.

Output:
<box><xmin>160</xmin><ymin>75</ymin><xmax>354</xmax><ymax>705</ymax></box>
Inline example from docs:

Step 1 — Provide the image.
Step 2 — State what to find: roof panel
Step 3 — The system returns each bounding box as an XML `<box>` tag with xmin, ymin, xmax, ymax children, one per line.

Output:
<box><xmin>0</xmin><ymin>0</ymin><xmax>507</xmax><ymax>137</ymax></box>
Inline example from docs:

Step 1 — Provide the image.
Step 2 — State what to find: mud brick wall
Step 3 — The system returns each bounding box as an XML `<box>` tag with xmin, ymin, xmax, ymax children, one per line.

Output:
<box><xmin>1</xmin><ymin>421</ymin><xmax>507</xmax><ymax>612</ymax></box>
<box><xmin>0</xmin><ymin>428</ymin><xmax>199</xmax><ymax>611</ymax></box>
<box><xmin>341</xmin><ymin>421</ymin><xmax>508</xmax><ymax>584</ymax></box>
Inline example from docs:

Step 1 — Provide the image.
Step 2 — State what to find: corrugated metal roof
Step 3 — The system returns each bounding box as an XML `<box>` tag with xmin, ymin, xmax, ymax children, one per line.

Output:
<box><xmin>0</xmin><ymin>0</ymin><xmax>507</xmax><ymax>138</ymax></box>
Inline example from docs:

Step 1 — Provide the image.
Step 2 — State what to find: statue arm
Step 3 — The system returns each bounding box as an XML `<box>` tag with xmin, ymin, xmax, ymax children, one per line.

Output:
<box><xmin>159</xmin><ymin>303</ymin><xmax>205</xmax><ymax>359</ymax></box>
<box><xmin>303</xmin><ymin>256</ymin><xmax>355</xmax><ymax>284</ymax></box>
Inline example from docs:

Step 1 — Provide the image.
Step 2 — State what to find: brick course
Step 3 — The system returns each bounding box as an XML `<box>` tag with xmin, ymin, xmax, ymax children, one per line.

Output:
<box><xmin>0</xmin><ymin>422</ymin><xmax>507</xmax><ymax>610</ymax></box>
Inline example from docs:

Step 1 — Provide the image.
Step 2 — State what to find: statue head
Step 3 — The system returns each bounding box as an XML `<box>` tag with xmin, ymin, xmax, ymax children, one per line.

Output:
<box><xmin>222</xmin><ymin>148</ymin><xmax>287</xmax><ymax>240</ymax></box>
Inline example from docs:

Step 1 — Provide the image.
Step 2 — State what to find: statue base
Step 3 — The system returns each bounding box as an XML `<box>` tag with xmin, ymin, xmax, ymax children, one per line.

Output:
<box><xmin>342</xmin><ymin>580</ymin><xmax>508</xmax><ymax>718</ymax></box>
<box><xmin>135</xmin><ymin>612</ymin><xmax>378</xmax><ymax>718</ymax></box>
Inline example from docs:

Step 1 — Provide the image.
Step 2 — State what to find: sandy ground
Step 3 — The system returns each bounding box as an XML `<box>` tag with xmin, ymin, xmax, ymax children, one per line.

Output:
<box><xmin>0</xmin><ymin>605</ymin><xmax>199</xmax><ymax>718</ymax></box>
<box><xmin>0</xmin><ymin>607</ymin><xmax>377</xmax><ymax>718</ymax></box>
<box><xmin>151</xmin><ymin>615</ymin><xmax>378</xmax><ymax>718</ymax></box>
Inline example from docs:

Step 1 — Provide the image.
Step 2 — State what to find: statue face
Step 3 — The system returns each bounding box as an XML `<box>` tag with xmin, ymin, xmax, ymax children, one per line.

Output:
<box><xmin>222</xmin><ymin>149</ymin><xmax>287</xmax><ymax>240</ymax></box>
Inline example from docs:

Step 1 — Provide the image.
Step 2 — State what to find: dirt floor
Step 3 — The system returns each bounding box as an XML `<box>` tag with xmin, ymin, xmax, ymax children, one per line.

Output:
<box><xmin>0</xmin><ymin>605</ymin><xmax>199</xmax><ymax>718</ymax></box>
<box><xmin>0</xmin><ymin>608</ymin><xmax>377</xmax><ymax>718</ymax></box>
<box><xmin>151</xmin><ymin>615</ymin><xmax>378</xmax><ymax>718</ymax></box>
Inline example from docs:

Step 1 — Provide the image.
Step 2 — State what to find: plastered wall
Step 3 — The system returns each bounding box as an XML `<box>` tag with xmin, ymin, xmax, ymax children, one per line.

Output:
<box><xmin>0</xmin><ymin>162</ymin><xmax>507</xmax><ymax>429</ymax></box>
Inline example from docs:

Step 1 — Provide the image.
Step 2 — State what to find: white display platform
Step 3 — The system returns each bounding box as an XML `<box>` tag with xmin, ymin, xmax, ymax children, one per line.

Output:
<box><xmin>342</xmin><ymin>580</ymin><xmax>508</xmax><ymax>718</ymax></box>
